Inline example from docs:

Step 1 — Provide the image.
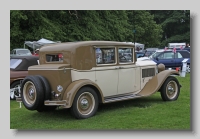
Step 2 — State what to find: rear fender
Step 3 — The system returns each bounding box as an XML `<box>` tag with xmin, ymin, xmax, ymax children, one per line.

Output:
<box><xmin>137</xmin><ymin>70</ymin><xmax>180</xmax><ymax>96</ymax></box>
<box><xmin>62</xmin><ymin>79</ymin><xmax>103</xmax><ymax>108</ymax></box>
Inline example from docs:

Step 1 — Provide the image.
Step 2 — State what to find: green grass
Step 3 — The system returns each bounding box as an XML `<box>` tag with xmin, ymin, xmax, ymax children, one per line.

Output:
<box><xmin>10</xmin><ymin>74</ymin><xmax>190</xmax><ymax>130</ymax></box>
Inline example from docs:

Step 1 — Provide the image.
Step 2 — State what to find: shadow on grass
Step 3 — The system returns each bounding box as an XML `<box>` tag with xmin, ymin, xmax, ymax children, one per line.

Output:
<box><xmin>98</xmin><ymin>96</ymin><xmax>163</xmax><ymax>112</ymax></box>
<box><xmin>26</xmin><ymin>95</ymin><xmax>164</xmax><ymax>120</ymax></box>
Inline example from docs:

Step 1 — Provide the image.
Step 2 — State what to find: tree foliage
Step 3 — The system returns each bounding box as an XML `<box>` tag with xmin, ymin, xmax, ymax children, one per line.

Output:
<box><xmin>10</xmin><ymin>10</ymin><xmax>190</xmax><ymax>50</ymax></box>
<box><xmin>149</xmin><ymin>10</ymin><xmax>190</xmax><ymax>47</ymax></box>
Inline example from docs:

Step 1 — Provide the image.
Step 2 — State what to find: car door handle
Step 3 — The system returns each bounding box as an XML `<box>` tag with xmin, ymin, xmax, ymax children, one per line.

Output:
<box><xmin>119</xmin><ymin>67</ymin><xmax>124</xmax><ymax>69</ymax></box>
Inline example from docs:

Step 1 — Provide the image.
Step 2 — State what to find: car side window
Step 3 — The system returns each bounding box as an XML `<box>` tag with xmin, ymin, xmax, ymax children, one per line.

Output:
<box><xmin>96</xmin><ymin>47</ymin><xmax>116</xmax><ymax>65</ymax></box>
<box><xmin>158</xmin><ymin>52</ymin><xmax>174</xmax><ymax>59</ymax></box>
<box><xmin>175</xmin><ymin>52</ymin><xmax>183</xmax><ymax>58</ymax></box>
<box><xmin>119</xmin><ymin>48</ymin><xmax>133</xmax><ymax>63</ymax></box>
<box><xmin>180</xmin><ymin>51</ymin><xmax>190</xmax><ymax>58</ymax></box>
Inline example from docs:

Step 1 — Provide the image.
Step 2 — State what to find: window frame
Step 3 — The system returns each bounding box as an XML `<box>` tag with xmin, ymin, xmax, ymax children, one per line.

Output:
<box><xmin>118</xmin><ymin>47</ymin><xmax>134</xmax><ymax>64</ymax></box>
<box><xmin>94</xmin><ymin>46</ymin><xmax>117</xmax><ymax>66</ymax></box>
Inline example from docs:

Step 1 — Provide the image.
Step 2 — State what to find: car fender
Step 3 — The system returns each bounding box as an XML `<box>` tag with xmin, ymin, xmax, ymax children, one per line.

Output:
<box><xmin>137</xmin><ymin>70</ymin><xmax>180</xmax><ymax>97</ymax></box>
<box><xmin>10</xmin><ymin>78</ymin><xmax>24</xmax><ymax>87</ymax></box>
<box><xmin>62</xmin><ymin>79</ymin><xmax>103</xmax><ymax>108</ymax></box>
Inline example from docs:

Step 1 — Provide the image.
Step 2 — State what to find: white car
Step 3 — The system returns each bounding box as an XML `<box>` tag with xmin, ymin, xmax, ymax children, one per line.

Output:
<box><xmin>10</xmin><ymin>48</ymin><xmax>32</xmax><ymax>56</ymax></box>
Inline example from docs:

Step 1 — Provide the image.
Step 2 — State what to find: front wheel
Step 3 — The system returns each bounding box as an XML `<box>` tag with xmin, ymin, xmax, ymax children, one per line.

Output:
<box><xmin>70</xmin><ymin>87</ymin><xmax>99</xmax><ymax>119</ymax></box>
<box><xmin>160</xmin><ymin>76</ymin><xmax>180</xmax><ymax>101</ymax></box>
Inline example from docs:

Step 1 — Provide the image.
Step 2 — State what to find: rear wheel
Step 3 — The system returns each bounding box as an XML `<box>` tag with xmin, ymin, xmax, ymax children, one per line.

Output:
<box><xmin>70</xmin><ymin>87</ymin><xmax>99</xmax><ymax>119</ymax></box>
<box><xmin>160</xmin><ymin>76</ymin><xmax>180</xmax><ymax>101</ymax></box>
<box><xmin>21</xmin><ymin>76</ymin><xmax>44</xmax><ymax>110</ymax></box>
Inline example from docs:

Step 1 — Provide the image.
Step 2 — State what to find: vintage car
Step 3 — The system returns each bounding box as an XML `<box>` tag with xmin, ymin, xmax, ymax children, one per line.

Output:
<box><xmin>17</xmin><ymin>41</ymin><xmax>181</xmax><ymax>119</ymax></box>
<box><xmin>10</xmin><ymin>55</ymin><xmax>39</xmax><ymax>100</ymax></box>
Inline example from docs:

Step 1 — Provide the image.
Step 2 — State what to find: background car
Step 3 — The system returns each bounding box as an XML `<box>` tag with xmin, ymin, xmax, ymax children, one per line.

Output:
<box><xmin>176</xmin><ymin>47</ymin><xmax>190</xmax><ymax>52</ymax></box>
<box><xmin>145</xmin><ymin>48</ymin><xmax>159</xmax><ymax>57</ymax></box>
<box><xmin>136</xmin><ymin>51</ymin><xmax>145</xmax><ymax>58</ymax></box>
<box><xmin>10</xmin><ymin>48</ymin><xmax>32</xmax><ymax>56</ymax></box>
<box><xmin>149</xmin><ymin>49</ymin><xmax>190</xmax><ymax>72</ymax></box>
<box><xmin>10</xmin><ymin>55</ymin><xmax>39</xmax><ymax>100</ymax></box>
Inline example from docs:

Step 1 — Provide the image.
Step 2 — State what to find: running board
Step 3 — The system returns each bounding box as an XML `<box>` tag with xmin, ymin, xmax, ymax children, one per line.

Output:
<box><xmin>104</xmin><ymin>93</ymin><xmax>142</xmax><ymax>103</ymax></box>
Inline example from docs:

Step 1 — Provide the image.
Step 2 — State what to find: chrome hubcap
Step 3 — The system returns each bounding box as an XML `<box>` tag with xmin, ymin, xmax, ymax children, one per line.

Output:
<box><xmin>167</xmin><ymin>86</ymin><xmax>174</xmax><ymax>94</ymax></box>
<box><xmin>166</xmin><ymin>81</ymin><xmax>178</xmax><ymax>99</ymax></box>
<box><xmin>80</xmin><ymin>99</ymin><xmax>89</xmax><ymax>109</ymax></box>
<box><xmin>28</xmin><ymin>88</ymin><xmax>35</xmax><ymax>99</ymax></box>
<box><xmin>77</xmin><ymin>92</ymin><xmax>95</xmax><ymax>115</ymax></box>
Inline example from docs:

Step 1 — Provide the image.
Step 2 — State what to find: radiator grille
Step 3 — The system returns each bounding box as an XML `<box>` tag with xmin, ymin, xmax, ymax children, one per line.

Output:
<box><xmin>142</xmin><ymin>68</ymin><xmax>155</xmax><ymax>78</ymax></box>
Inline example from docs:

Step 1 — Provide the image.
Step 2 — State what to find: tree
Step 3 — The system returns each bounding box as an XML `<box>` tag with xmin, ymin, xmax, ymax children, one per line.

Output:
<box><xmin>149</xmin><ymin>10</ymin><xmax>190</xmax><ymax>47</ymax></box>
<box><xmin>126</xmin><ymin>10</ymin><xmax>163</xmax><ymax>47</ymax></box>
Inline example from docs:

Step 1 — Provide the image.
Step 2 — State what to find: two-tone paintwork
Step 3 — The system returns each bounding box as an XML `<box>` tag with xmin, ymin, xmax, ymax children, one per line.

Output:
<box><xmin>27</xmin><ymin>41</ymin><xmax>179</xmax><ymax>108</ymax></box>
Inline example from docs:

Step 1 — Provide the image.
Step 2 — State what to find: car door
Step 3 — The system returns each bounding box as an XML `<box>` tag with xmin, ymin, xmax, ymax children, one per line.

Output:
<box><xmin>156</xmin><ymin>51</ymin><xmax>176</xmax><ymax>68</ymax></box>
<box><xmin>117</xmin><ymin>47</ymin><xmax>137</xmax><ymax>94</ymax></box>
<box><xmin>95</xmin><ymin>47</ymin><xmax>118</xmax><ymax>97</ymax></box>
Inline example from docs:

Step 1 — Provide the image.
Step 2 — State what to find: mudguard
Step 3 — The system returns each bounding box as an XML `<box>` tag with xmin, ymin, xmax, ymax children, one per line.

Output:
<box><xmin>62</xmin><ymin>79</ymin><xmax>103</xmax><ymax>108</ymax></box>
<box><xmin>137</xmin><ymin>70</ymin><xmax>179</xmax><ymax>96</ymax></box>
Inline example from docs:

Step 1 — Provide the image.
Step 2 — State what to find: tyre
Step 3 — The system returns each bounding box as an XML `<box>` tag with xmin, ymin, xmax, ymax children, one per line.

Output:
<box><xmin>10</xmin><ymin>80</ymin><xmax>21</xmax><ymax>100</ymax></box>
<box><xmin>21</xmin><ymin>75</ymin><xmax>44</xmax><ymax>110</ymax></box>
<box><xmin>160</xmin><ymin>76</ymin><xmax>180</xmax><ymax>101</ymax></box>
<box><xmin>70</xmin><ymin>87</ymin><xmax>99</xmax><ymax>119</ymax></box>
<box><xmin>34</xmin><ymin>75</ymin><xmax>57</xmax><ymax>112</ymax></box>
<box><xmin>35</xmin><ymin>75</ymin><xmax>51</xmax><ymax>100</ymax></box>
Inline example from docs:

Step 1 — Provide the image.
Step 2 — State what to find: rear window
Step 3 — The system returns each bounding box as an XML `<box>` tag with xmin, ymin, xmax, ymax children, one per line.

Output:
<box><xmin>46</xmin><ymin>53</ymin><xmax>63</xmax><ymax>62</ymax></box>
<box><xmin>10</xmin><ymin>59</ymin><xmax>22</xmax><ymax>69</ymax></box>
<box><xmin>180</xmin><ymin>51</ymin><xmax>190</xmax><ymax>58</ymax></box>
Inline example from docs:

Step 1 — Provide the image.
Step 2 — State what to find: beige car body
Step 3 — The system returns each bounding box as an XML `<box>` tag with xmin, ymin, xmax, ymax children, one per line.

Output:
<box><xmin>20</xmin><ymin>41</ymin><xmax>179</xmax><ymax>109</ymax></box>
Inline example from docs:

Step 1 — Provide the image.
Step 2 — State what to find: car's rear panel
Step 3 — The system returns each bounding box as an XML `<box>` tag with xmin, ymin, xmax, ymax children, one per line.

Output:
<box><xmin>28</xmin><ymin>64</ymin><xmax>72</xmax><ymax>100</ymax></box>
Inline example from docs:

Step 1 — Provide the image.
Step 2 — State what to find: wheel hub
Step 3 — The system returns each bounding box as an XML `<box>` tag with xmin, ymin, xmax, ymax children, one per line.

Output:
<box><xmin>80</xmin><ymin>99</ymin><xmax>89</xmax><ymax>109</ymax></box>
<box><xmin>167</xmin><ymin>86</ymin><xmax>174</xmax><ymax>94</ymax></box>
<box><xmin>28</xmin><ymin>88</ymin><xmax>35</xmax><ymax>99</ymax></box>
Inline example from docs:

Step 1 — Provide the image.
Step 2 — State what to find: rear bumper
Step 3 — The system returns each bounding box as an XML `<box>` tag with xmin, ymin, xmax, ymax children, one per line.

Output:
<box><xmin>44</xmin><ymin>100</ymin><xmax>67</xmax><ymax>106</ymax></box>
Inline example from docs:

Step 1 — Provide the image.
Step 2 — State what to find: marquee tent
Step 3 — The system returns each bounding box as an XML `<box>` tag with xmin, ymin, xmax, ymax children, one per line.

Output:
<box><xmin>24</xmin><ymin>38</ymin><xmax>60</xmax><ymax>51</ymax></box>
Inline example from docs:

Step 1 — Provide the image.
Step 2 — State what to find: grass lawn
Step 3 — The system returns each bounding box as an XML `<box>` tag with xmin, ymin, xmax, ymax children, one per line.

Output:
<box><xmin>10</xmin><ymin>73</ymin><xmax>190</xmax><ymax>130</ymax></box>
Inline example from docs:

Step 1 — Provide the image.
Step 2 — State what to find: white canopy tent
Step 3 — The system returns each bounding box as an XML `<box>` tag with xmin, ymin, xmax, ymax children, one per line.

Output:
<box><xmin>24</xmin><ymin>38</ymin><xmax>60</xmax><ymax>52</ymax></box>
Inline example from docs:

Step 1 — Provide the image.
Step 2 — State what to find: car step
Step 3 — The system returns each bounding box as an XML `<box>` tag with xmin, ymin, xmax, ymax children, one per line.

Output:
<box><xmin>104</xmin><ymin>93</ymin><xmax>141</xmax><ymax>103</ymax></box>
